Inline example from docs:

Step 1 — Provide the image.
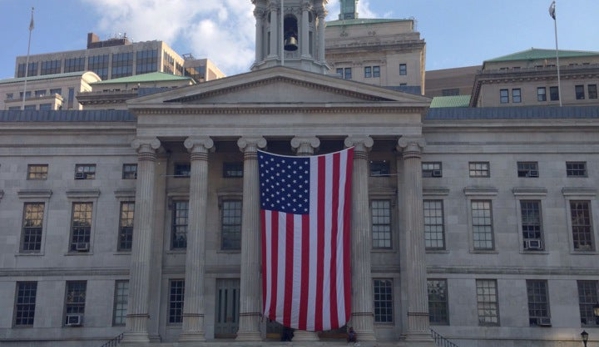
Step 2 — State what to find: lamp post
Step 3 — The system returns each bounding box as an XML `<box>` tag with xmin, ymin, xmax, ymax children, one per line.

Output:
<box><xmin>581</xmin><ymin>330</ymin><xmax>589</xmax><ymax>347</ymax></box>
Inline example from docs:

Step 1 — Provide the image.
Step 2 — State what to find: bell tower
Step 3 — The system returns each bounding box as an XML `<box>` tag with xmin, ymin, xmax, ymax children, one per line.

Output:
<box><xmin>339</xmin><ymin>0</ymin><xmax>358</xmax><ymax>20</ymax></box>
<box><xmin>251</xmin><ymin>0</ymin><xmax>329</xmax><ymax>73</ymax></box>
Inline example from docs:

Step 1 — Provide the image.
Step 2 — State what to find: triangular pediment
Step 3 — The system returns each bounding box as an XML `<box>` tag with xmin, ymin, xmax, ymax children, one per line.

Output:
<box><xmin>128</xmin><ymin>66</ymin><xmax>431</xmax><ymax>109</ymax></box>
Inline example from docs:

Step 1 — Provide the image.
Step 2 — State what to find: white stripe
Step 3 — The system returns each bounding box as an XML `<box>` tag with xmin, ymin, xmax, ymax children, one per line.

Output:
<box><xmin>335</xmin><ymin>150</ymin><xmax>349</xmax><ymax>325</ymax></box>
<box><xmin>275</xmin><ymin>213</ymin><xmax>287</xmax><ymax>322</ymax></box>
<box><xmin>322</xmin><ymin>152</ymin><xmax>334</xmax><ymax>329</ymax></box>
<box><xmin>307</xmin><ymin>155</ymin><xmax>319</xmax><ymax>331</ymax></box>
<box><xmin>290</xmin><ymin>214</ymin><xmax>303</xmax><ymax>327</ymax></box>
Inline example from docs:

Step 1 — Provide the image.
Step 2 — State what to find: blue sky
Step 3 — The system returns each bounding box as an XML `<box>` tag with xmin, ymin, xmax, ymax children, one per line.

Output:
<box><xmin>1</xmin><ymin>0</ymin><xmax>598</xmax><ymax>79</ymax></box>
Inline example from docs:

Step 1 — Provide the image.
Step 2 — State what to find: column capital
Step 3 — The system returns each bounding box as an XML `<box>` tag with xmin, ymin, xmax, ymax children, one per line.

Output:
<box><xmin>184</xmin><ymin>137</ymin><xmax>214</xmax><ymax>153</ymax></box>
<box><xmin>301</xmin><ymin>2</ymin><xmax>312</xmax><ymax>11</ymax></box>
<box><xmin>291</xmin><ymin>136</ymin><xmax>320</xmax><ymax>156</ymax></box>
<box><xmin>237</xmin><ymin>137</ymin><xmax>267</xmax><ymax>153</ymax></box>
<box><xmin>132</xmin><ymin>137</ymin><xmax>161</xmax><ymax>152</ymax></box>
<box><xmin>344</xmin><ymin>136</ymin><xmax>374</xmax><ymax>153</ymax></box>
<box><xmin>397</xmin><ymin>136</ymin><xmax>426</xmax><ymax>159</ymax></box>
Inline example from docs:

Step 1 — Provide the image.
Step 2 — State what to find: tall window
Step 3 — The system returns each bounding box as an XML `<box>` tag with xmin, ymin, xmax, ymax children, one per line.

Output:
<box><xmin>424</xmin><ymin>200</ymin><xmax>445</xmax><ymax>250</ymax></box>
<box><xmin>399</xmin><ymin>64</ymin><xmax>407</xmax><ymax>75</ymax></box>
<box><xmin>428</xmin><ymin>279</ymin><xmax>449</xmax><ymax>325</ymax></box>
<box><xmin>364</xmin><ymin>66</ymin><xmax>372</xmax><ymax>78</ymax></box>
<box><xmin>221</xmin><ymin>200</ymin><xmax>242</xmax><ymax>250</ymax></box>
<box><xmin>64</xmin><ymin>57</ymin><xmax>85</xmax><ymax>73</ymax></box>
<box><xmin>476</xmin><ymin>279</ymin><xmax>499</xmax><ymax>326</ymax></box>
<box><xmin>136</xmin><ymin>49</ymin><xmax>158</xmax><ymax>74</ymax></box>
<box><xmin>373</xmin><ymin>279</ymin><xmax>393</xmax><ymax>323</ymax></box>
<box><xmin>469</xmin><ymin>162</ymin><xmax>490</xmax><ymax>177</ymax></box>
<box><xmin>169</xmin><ymin>279</ymin><xmax>185</xmax><ymax>324</ymax></box>
<box><xmin>550</xmin><ymin>86</ymin><xmax>559</xmax><ymax>101</ymax></box>
<box><xmin>471</xmin><ymin>200</ymin><xmax>494</xmax><ymax>250</ymax></box>
<box><xmin>566</xmin><ymin>162</ymin><xmax>587</xmax><ymax>177</ymax></box>
<box><xmin>113</xmin><ymin>280</ymin><xmax>129</xmax><ymax>326</ymax></box>
<box><xmin>570</xmin><ymin>201</ymin><xmax>594</xmax><ymax>251</ymax></box>
<box><xmin>21</xmin><ymin>203</ymin><xmax>45</xmax><ymax>252</ymax></box>
<box><xmin>70</xmin><ymin>202</ymin><xmax>93</xmax><ymax>252</ymax></box>
<box><xmin>371</xmin><ymin>200</ymin><xmax>392</xmax><ymax>249</ymax></box>
<box><xmin>40</xmin><ymin>60</ymin><xmax>61</xmax><ymax>75</ymax></box>
<box><xmin>500</xmin><ymin>89</ymin><xmax>509</xmax><ymax>103</ymax></box>
<box><xmin>118</xmin><ymin>202</ymin><xmax>135</xmax><ymax>251</ymax></box>
<box><xmin>512</xmin><ymin>88</ymin><xmax>522</xmax><ymax>103</ymax></box>
<box><xmin>578</xmin><ymin>280</ymin><xmax>599</xmax><ymax>326</ymax></box>
<box><xmin>527</xmin><ymin>280</ymin><xmax>551</xmax><ymax>326</ymax></box>
<box><xmin>171</xmin><ymin>200</ymin><xmax>189</xmax><ymax>249</ymax></box>
<box><xmin>88</xmin><ymin>55</ymin><xmax>109</xmax><ymax>80</ymax></box>
<box><xmin>373</xmin><ymin>66</ymin><xmax>381</xmax><ymax>77</ymax></box>
<box><xmin>14</xmin><ymin>282</ymin><xmax>37</xmax><ymax>327</ymax></box>
<box><xmin>589</xmin><ymin>84</ymin><xmax>598</xmax><ymax>99</ymax></box>
<box><xmin>64</xmin><ymin>281</ymin><xmax>87</xmax><ymax>326</ymax></box>
<box><xmin>521</xmin><ymin>200</ymin><xmax>543</xmax><ymax>251</ymax></box>
<box><xmin>537</xmin><ymin>87</ymin><xmax>547</xmax><ymax>101</ymax></box>
<box><xmin>576</xmin><ymin>85</ymin><xmax>586</xmax><ymax>100</ymax></box>
<box><xmin>517</xmin><ymin>162</ymin><xmax>538</xmax><ymax>177</ymax></box>
<box><xmin>111</xmin><ymin>52</ymin><xmax>133</xmax><ymax>78</ymax></box>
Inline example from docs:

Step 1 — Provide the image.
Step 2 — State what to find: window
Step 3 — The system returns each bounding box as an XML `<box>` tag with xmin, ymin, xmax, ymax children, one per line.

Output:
<box><xmin>40</xmin><ymin>60</ymin><xmax>61</xmax><ymax>75</ymax></box>
<box><xmin>364</xmin><ymin>66</ymin><xmax>372</xmax><ymax>78</ymax></box>
<box><xmin>27</xmin><ymin>164</ymin><xmax>48</xmax><ymax>180</ymax></box>
<box><xmin>576</xmin><ymin>85</ymin><xmax>585</xmax><ymax>100</ymax></box>
<box><xmin>65</xmin><ymin>281</ymin><xmax>86</xmax><ymax>326</ymax></box>
<box><xmin>527</xmin><ymin>280</ymin><xmax>551</xmax><ymax>326</ymax></box>
<box><xmin>174</xmin><ymin>163</ymin><xmax>191</xmax><ymax>178</ymax></box>
<box><xmin>566</xmin><ymin>162</ymin><xmax>587</xmax><ymax>177</ymax></box>
<box><xmin>113</xmin><ymin>280</ymin><xmax>129</xmax><ymax>326</ymax></box>
<box><xmin>578</xmin><ymin>280</ymin><xmax>599</xmax><ymax>326</ymax></box>
<box><xmin>223</xmin><ymin>162</ymin><xmax>243</xmax><ymax>178</ymax></box>
<box><xmin>88</xmin><ymin>54</ymin><xmax>109</xmax><ymax>80</ymax></box>
<box><xmin>500</xmin><ymin>89</ymin><xmax>509</xmax><ymax>103</ymax></box>
<box><xmin>68</xmin><ymin>87</ymin><xmax>75</xmax><ymax>109</ymax></box>
<box><xmin>171</xmin><ymin>200</ymin><xmax>189</xmax><ymax>249</ymax></box>
<box><xmin>64</xmin><ymin>57</ymin><xmax>85</xmax><ymax>73</ymax></box>
<box><xmin>469</xmin><ymin>162</ymin><xmax>490</xmax><ymax>177</ymax></box>
<box><xmin>471</xmin><ymin>200</ymin><xmax>494</xmax><ymax>250</ymax></box>
<box><xmin>512</xmin><ymin>88</ymin><xmax>522</xmax><ymax>103</ymax></box>
<box><xmin>373</xmin><ymin>66</ymin><xmax>380</xmax><ymax>77</ymax></box>
<box><xmin>111</xmin><ymin>52</ymin><xmax>134</xmax><ymax>79</ymax></box>
<box><xmin>370</xmin><ymin>160</ymin><xmax>390</xmax><ymax>177</ymax></box>
<box><xmin>221</xmin><ymin>200</ymin><xmax>242</xmax><ymax>250</ymax></box>
<box><xmin>337</xmin><ymin>67</ymin><xmax>352</xmax><ymax>80</ymax></box>
<box><xmin>69</xmin><ymin>202</ymin><xmax>93</xmax><ymax>252</ymax></box>
<box><xmin>442</xmin><ymin>88</ymin><xmax>460</xmax><ymax>96</ymax></box>
<box><xmin>169</xmin><ymin>279</ymin><xmax>185</xmax><ymax>324</ymax></box>
<box><xmin>371</xmin><ymin>200</ymin><xmax>392</xmax><ymax>249</ymax></box>
<box><xmin>34</xmin><ymin>90</ymin><xmax>46</xmax><ymax>97</ymax></box>
<box><xmin>537</xmin><ymin>87</ymin><xmax>547</xmax><ymax>101</ymax></box>
<box><xmin>550</xmin><ymin>86</ymin><xmax>559</xmax><ymax>101</ymax></box>
<box><xmin>521</xmin><ymin>201</ymin><xmax>544</xmax><ymax>251</ymax></box>
<box><xmin>517</xmin><ymin>162</ymin><xmax>539</xmax><ymax>178</ymax></box>
<box><xmin>75</xmin><ymin>164</ymin><xmax>96</xmax><ymax>180</ymax></box>
<box><xmin>373</xmin><ymin>279</ymin><xmax>393</xmax><ymax>323</ymax></box>
<box><xmin>14</xmin><ymin>282</ymin><xmax>37</xmax><ymax>327</ymax></box>
<box><xmin>570</xmin><ymin>201</ymin><xmax>594</xmax><ymax>251</ymax></box>
<box><xmin>21</xmin><ymin>203</ymin><xmax>45</xmax><ymax>252</ymax></box>
<box><xmin>6</xmin><ymin>93</ymin><xmax>14</xmax><ymax>100</ymax></box>
<box><xmin>122</xmin><ymin>164</ymin><xmax>137</xmax><ymax>179</ymax></box>
<box><xmin>428</xmin><ymin>279</ymin><xmax>448</xmax><ymax>325</ymax></box>
<box><xmin>424</xmin><ymin>200</ymin><xmax>445</xmax><ymax>250</ymax></box>
<box><xmin>39</xmin><ymin>103</ymin><xmax>52</xmax><ymax>111</ymax></box>
<box><xmin>589</xmin><ymin>84</ymin><xmax>598</xmax><ymax>99</ymax></box>
<box><xmin>422</xmin><ymin>162</ymin><xmax>442</xmax><ymax>178</ymax></box>
<box><xmin>399</xmin><ymin>64</ymin><xmax>407</xmax><ymax>75</ymax></box>
<box><xmin>476</xmin><ymin>279</ymin><xmax>499</xmax><ymax>326</ymax></box>
<box><xmin>49</xmin><ymin>88</ymin><xmax>62</xmax><ymax>96</ymax></box>
<box><xmin>24</xmin><ymin>105</ymin><xmax>36</xmax><ymax>111</ymax></box>
<box><xmin>118</xmin><ymin>202</ymin><xmax>135</xmax><ymax>251</ymax></box>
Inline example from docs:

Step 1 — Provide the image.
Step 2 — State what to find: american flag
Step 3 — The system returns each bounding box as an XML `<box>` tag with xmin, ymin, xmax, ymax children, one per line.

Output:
<box><xmin>259</xmin><ymin>148</ymin><xmax>353</xmax><ymax>332</ymax></box>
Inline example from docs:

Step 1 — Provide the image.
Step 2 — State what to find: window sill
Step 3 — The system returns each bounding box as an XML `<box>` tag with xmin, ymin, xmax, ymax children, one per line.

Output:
<box><xmin>113</xmin><ymin>251</ymin><xmax>132</xmax><ymax>255</ymax></box>
<box><xmin>426</xmin><ymin>249</ymin><xmax>449</xmax><ymax>254</ymax></box>
<box><xmin>520</xmin><ymin>250</ymin><xmax>549</xmax><ymax>255</ymax></box>
<box><xmin>371</xmin><ymin>248</ymin><xmax>396</xmax><ymax>253</ymax></box>
<box><xmin>15</xmin><ymin>252</ymin><xmax>45</xmax><ymax>257</ymax></box>
<box><xmin>217</xmin><ymin>250</ymin><xmax>241</xmax><ymax>254</ymax></box>
<box><xmin>570</xmin><ymin>250</ymin><xmax>597</xmax><ymax>255</ymax></box>
<box><xmin>470</xmin><ymin>250</ymin><xmax>498</xmax><ymax>255</ymax></box>
<box><xmin>64</xmin><ymin>251</ymin><xmax>93</xmax><ymax>256</ymax></box>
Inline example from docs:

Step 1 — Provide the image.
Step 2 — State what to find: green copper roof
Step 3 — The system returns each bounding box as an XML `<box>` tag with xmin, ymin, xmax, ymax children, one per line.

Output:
<box><xmin>92</xmin><ymin>72</ymin><xmax>194</xmax><ymax>85</ymax></box>
<box><xmin>485</xmin><ymin>48</ymin><xmax>599</xmax><ymax>63</ymax></box>
<box><xmin>327</xmin><ymin>18</ymin><xmax>409</xmax><ymax>26</ymax></box>
<box><xmin>430</xmin><ymin>95</ymin><xmax>471</xmax><ymax>108</ymax></box>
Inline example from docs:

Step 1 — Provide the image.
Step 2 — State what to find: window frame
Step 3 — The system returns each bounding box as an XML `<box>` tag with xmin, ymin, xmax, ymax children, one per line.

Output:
<box><xmin>373</xmin><ymin>278</ymin><xmax>394</xmax><ymax>323</ymax></box>
<box><xmin>372</xmin><ymin>66</ymin><xmax>381</xmax><ymax>78</ymax></box>
<box><xmin>171</xmin><ymin>199</ymin><xmax>189</xmax><ymax>250</ymax></box>
<box><xmin>168</xmin><ymin>279</ymin><xmax>185</xmax><ymax>324</ymax></box>
<box><xmin>424</xmin><ymin>200</ymin><xmax>445</xmax><ymax>250</ymax></box>
<box><xmin>469</xmin><ymin>162</ymin><xmax>490</xmax><ymax>178</ymax></box>
<box><xmin>364</xmin><ymin>66</ymin><xmax>372</xmax><ymax>78</ymax></box>
<box><xmin>422</xmin><ymin>162</ymin><xmax>442</xmax><ymax>178</ymax></box>
<box><xmin>117</xmin><ymin>201</ymin><xmax>135</xmax><ymax>252</ymax></box>
<box><xmin>174</xmin><ymin>163</ymin><xmax>191</xmax><ymax>178</ymax></box>
<box><xmin>549</xmin><ymin>86</ymin><xmax>560</xmax><ymax>101</ymax></box>
<box><xmin>588</xmin><ymin>84</ymin><xmax>598</xmax><ymax>100</ymax></box>
<box><xmin>576</xmin><ymin>85</ymin><xmax>586</xmax><ymax>100</ymax></box>
<box><xmin>13</xmin><ymin>281</ymin><xmax>37</xmax><ymax>327</ymax></box>
<box><xmin>526</xmin><ymin>279</ymin><xmax>551</xmax><ymax>327</ymax></box>
<box><xmin>122</xmin><ymin>164</ymin><xmax>138</xmax><ymax>179</ymax></box>
<box><xmin>370</xmin><ymin>160</ymin><xmax>390</xmax><ymax>177</ymax></box>
<box><xmin>578</xmin><ymin>280</ymin><xmax>599</xmax><ymax>327</ymax></box>
<box><xmin>512</xmin><ymin>88</ymin><xmax>522</xmax><ymax>103</ymax></box>
<box><xmin>74</xmin><ymin>164</ymin><xmax>96</xmax><ymax>180</ymax></box>
<box><xmin>112</xmin><ymin>280</ymin><xmax>129</xmax><ymax>326</ymax></box>
<box><xmin>64</xmin><ymin>280</ymin><xmax>87</xmax><ymax>326</ymax></box>
<box><xmin>500</xmin><ymin>89</ymin><xmax>509</xmax><ymax>103</ymax></box>
<box><xmin>569</xmin><ymin>200</ymin><xmax>595</xmax><ymax>252</ymax></box>
<box><xmin>399</xmin><ymin>64</ymin><xmax>407</xmax><ymax>76</ymax></box>
<box><xmin>566</xmin><ymin>161</ymin><xmax>587</xmax><ymax>177</ymax></box>
<box><xmin>371</xmin><ymin>199</ymin><xmax>392</xmax><ymax>249</ymax></box>
<box><xmin>223</xmin><ymin>162</ymin><xmax>243</xmax><ymax>178</ymax></box>
<box><xmin>69</xmin><ymin>201</ymin><xmax>94</xmax><ymax>253</ymax></box>
<box><xmin>221</xmin><ymin>199</ymin><xmax>243</xmax><ymax>251</ymax></box>
<box><xmin>428</xmin><ymin>279</ymin><xmax>449</xmax><ymax>325</ymax></box>
<box><xmin>517</xmin><ymin>161</ymin><xmax>539</xmax><ymax>178</ymax></box>
<box><xmin>476</xmin><ymin>279</ymin><xmax>500</xmax><ymax>326</ymax></box>
<box><xmin>537</xmin><ymin>87</ymin><xmax>547</xmax><ymax>102</ymax></box>
<box><xmin>470</xmin><ymin>200</ymin><xmax>495</xmax><ymax>251</ymax></box>
<box><xmin>27</xmin><ymin>164</ymin><xmax>48</xmax><ymax>180</ymax></box>
<box><xmin>20</xmin><ymin>202</ymin><xmax>45</xmax><ymax>253</ymax></box>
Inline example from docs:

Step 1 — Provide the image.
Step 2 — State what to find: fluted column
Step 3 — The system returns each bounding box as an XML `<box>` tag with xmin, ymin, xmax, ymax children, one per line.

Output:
<box><xmin>267</xmin><ymin>1</ymin><xmax>279</xmax><ymax>59</ymax></box>
<box><xmin>236</xmin><ymin>137</ymin><xmax>267</xmax><ymax>341</ymax></box>
<box><xmin>397</xmin><ymin>137</ymin><xmax>434</xmax><ymax>345</ymax></box>
<box><xmin>317</xmin><ymin>9</ymin><xmax>327</xmax><ymax>63</ymax></box>
<box><xmin>301</xmin><ymin>2</ymin><xmax>311</xmax><ymax>59</ymax></box>
<box><xmin>289</xmin><ymin>136</ymin><xmax>320</xmax><ymax>342</ymax></box>
<box><xmin>344</xmin><ymin>136</ymin><xmax>376</xmax><ymax>342</ymax></box>
<box><xmin>123</xmin><ymin>138</ymin><xmax>161</xmax><ymax>343</ymax></box>
<box><xmin>179</xmin><ymin>137</ymin><xmax>214</xmax><ymax>342</ymax></box>
<box><xmin>254</xmin><ymin>6</ymin><xmax>265</xmax><ymax>64</ymax></box>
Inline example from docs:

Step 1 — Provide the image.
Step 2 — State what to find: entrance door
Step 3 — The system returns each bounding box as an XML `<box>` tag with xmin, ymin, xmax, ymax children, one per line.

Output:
<box><xmin>214</xmin><ymin>278</ymin><xmax>240</xmax><ymax>338</ymax></box>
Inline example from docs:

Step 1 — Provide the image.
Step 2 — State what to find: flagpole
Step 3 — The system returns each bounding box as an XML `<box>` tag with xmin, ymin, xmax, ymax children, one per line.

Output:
<box><xmin>550</xmin><ymin>1</ymin><xmax>562</xmax><ymax>107</ymax></box>
<box><xmin>281</xmin><ymin>0</ymin><xmax>284</xmax><ymax>66</ymax></box>
<box><xmin>22</xmin><ymin>7</ymin><xmax>34</xmax><ymax>110</ymax></box>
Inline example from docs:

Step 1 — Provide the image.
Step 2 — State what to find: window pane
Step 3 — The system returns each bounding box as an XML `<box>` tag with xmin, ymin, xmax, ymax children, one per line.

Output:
<box><xmin>476</xmin><ymin>280</ymin><xmax>499</xmax><ymax>325</ymax></box>
<box><xmin>578</xmin><ymin>280</ymin><xmax>599</xmax><ymax>326</ymax></box>
<box><xmin>172</xmin><ymin>201</ymin><xmax>189</xmax><ymax>249</ymax></box>
<box><xmin>472</xmin><ymin>200</ymin><xmax>494</xmax><ymax>250</ymax></box>
<box><xmin>14</xmin><ymin>282</ymin><xmax>37</xmax><ymax>326</ymax></box>
<box><xmin>113</xmin><ymin>280</ymin><xmax>129</xmax><ymax>326</ymax></box>
<box><xmin>222</xmin><ymin>200</ymin><xmax>242</xmax><ymax>250</ymax></box>
<box><xmin>428</xmin><ymin>279</ymin><xmax>448</xmax><ymax>325</ymax></box>
<box><xmin>521</xmin><ymin>200</ymin><xmax>543</xmax><ymax>250</ymax></box>
<box><xmin>371</xmin><ymin>200</ymin><xmax>391</xmax><ymax>249</ymax></box>
<box><xmin>27</xmin><ymin>164</ymin><xmax>48</xmax><ymax>180</ymax></box>
<box><xmin>373</xmin><ymin>279</ymin><xmax>393</xmax><ymax>323</ymax></box>
<box><xmin>424</xmin><ymin>200</ymin><xmax>445</xmax><ymax>250</ymax></box>
<box><xmin>70</xmin><ymin>202</ymin><xmax>93</xmax><ymax>252</ymax></box>
<box><xmin>21</xmin><ymin>203</ymin><xmax>44</xmax><ymax>252</ymax></box>
<box><xmin>169</xmin><ymin>280</ymin><xmax>185</xmax><ymax>324</ymax></box>
<box><xmin>469</xmin><ymin>162</ymin><xmax>490</xmax><ymax>177</ymax></box>
<box><xmin>65</xmin><ymin>281</ymin><xmax>87</xmax><ymax>325</ymax></box>
<box><xmin>527</xmin><ymin>280</ymin><xmax>550</xmax><ymax>326</ymax></box>
<box><xmin>118</xmin><ymin>202</ymin><xmax>135</xmax><ymax>251</ymax></box>
<box><xmin>570</xmin><ymin>201</ymin><xmax>594</xmax><ymax>251</ymax></box>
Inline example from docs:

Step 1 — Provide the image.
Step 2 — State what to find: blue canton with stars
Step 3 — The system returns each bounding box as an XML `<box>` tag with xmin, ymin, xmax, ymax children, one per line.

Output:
<box><xmin>258</xmin><ymin>151</ymin><xmax>311</xmax><ymax>214</ymax></box>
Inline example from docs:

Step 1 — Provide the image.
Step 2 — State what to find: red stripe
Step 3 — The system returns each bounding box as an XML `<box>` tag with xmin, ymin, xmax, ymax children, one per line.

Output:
<box><xmin>269</xmin><ymin>212</ymin><xmax>279</xmax><ymax>321</ymax></box>
<box><xmin>329</xmin><ymin>152</ymin><xmax>340</xmax><ymax>328</ymax></box>
<box><xmin>298</xmin><ymin>214</ymin><xmax>310</xmax><ymax>330</ymax></box>
<box><xmin>283</xmin><ymin>215</ymin><xmax>294</xmax><ymax>327</ymax></box>
<box><xmin>343</xmin><ymin>148</ymin><xmax>354</xmax><ymax>320</ymax></box>
<box><xmin>315</xmin><ymin>155</ymin><xmax>325</xmax><ymax>331</ymax></box>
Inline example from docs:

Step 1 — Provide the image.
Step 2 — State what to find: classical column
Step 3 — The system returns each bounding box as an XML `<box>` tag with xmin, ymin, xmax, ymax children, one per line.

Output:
<box><xmin>267</xmin><ymin>1</ymin><xmax>279</xmax><ymax>59</ymax></box>
<box><xmin>289</xmin><ymin>136</ymin><xmax>320</xmax><ymax>342</ymax></box>
<box><xmin>254</xmin><ymin>6</ymin><xmax>265</xmax><ymax>64</ymax></box>
<box><xmin>301</xmin><ymin>2</ymin><xmax>311</xmax><ymax>59</ymax></box>
<box><xmin>397</xmin><ymin>137</ymin><xmax>435</xmax><ymax>345</ymax></box>
<box><xmin>122</xmin><ymin>138</ymin><xmax>161</xmax><ymax>343</ymax></box>
<box><xmin>317</xmin><ymin>9</ymin><xmax>327</xmax><ymax>63</ymax></box>
<box><xmin>344</xmin><ymin>136</ymin><xmax>376</xmax><ymax>342</ymax></box>
<box><xmin>236</xmin><ymin>137</ymin><xmax>267</xmax><ymax>341</ymax></box>
<box><xmin>179</xmin><ymin>137</ymin><xmax>214</xmax><ymax>342</ymax></box>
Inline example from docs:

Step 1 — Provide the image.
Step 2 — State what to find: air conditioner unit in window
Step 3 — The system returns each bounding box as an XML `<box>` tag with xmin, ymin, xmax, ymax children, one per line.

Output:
<box><xmin>527</xmin><ymin>170</ymin><xmax>539</xmax><ymax>177</ymax></box>
<box><xmin>538</xmin><ymin>317</ymin><xmax>552</xmax><ymax>326</ymax></box>
<box><xmin>65</xmin><ymin>314</ymin><xmax>83</xmax><ymax>326</ymax></box>
<box><xmin>524</xmin><ymin>239</ymin><xmax>542</xmax><ymax>250</ymax></box>
<box><xmin>75</xmin><ymin>172</ymin><xmax>86</xmax><ymax>179</ymax></box>
<box><xmin>432</xmin><ymin>170</ymin><xmax>442</xmax><ymax>177</ymax></box>
<box><xmin>75</xmin><ymin>242</ymin><xmax>89</xmax><ymax>251</ymax></box>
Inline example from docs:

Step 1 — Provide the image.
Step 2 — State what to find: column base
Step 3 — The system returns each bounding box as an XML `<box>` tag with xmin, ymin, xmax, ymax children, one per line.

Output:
<box><xmin>404</xmin><ymin>331</ymin><xmax>436</xmax><ymax>346</ymax></box>
<box><xmin>178</xmin><ymin>331</ymin><xmax>206</xmax><ymax>342</ymax></box>
<box><xmin>292</xmin><ymin>330</ymin><xmax>319</xmax><ymax>341</ymax></box>
<box><xmin>354</xmin><ymin>328</ymin><xmax>377</xmax><ymax>342</ymax></box>
<box><xmin>120</xmin><ymin>331</ymin><xmax>150</xmax><ymax>343</ymax></box>
<box><xmin>235</xmin><ymin>331</ymin><xmax>263</xmax><ymax>342</ymax></box>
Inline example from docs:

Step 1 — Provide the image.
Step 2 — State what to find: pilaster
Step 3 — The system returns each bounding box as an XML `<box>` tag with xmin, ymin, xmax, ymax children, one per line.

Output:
<box><xmin>236</xmin><ymin>137</ymin><xmax>267</xmax><ymax>341</ymax></box>
<box><xmin>344</xmin><ymin>136</ymin><xmax>376</xmax><ymax>342</ymax></box>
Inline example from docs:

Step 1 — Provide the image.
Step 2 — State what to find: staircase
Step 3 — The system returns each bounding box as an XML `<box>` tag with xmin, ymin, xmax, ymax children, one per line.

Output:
<box><xmin>430</xmin><ymin>329</ymin><xmax>459</xmax><ymax>347</ymax></box>
<box><xmin>100</xmin><ymin>332</ymin><xmax>123</xmax><ymax>347</ymax></box>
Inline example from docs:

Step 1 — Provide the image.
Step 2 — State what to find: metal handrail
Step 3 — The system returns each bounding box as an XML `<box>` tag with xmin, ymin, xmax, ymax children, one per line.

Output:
<box><xmin>99</xmin><ymin>332</ymin><xmax>124</xmax><ymax>347</ymax></box>
<box><xmin>431</xmin><ymin>329</ymin><xmax>459</xmax><ymax>347</ymax></box>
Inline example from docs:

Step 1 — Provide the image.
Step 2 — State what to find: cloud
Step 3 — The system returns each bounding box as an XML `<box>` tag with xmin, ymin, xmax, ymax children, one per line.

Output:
<box><xmin>81</xmin><ymin>0</ymin><xmax>377</xmax><ymax>76</ymax></box>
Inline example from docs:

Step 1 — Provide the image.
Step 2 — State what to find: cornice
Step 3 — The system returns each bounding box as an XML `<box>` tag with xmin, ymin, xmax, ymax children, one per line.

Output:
<box><xmin>428</xmin><ymin>265</ymin><xmax>599</xmax><ymax>277</ymax></box>
<box><xmin>132</xmin><ymin>105</ymin><xmax>427</xmax><ymax>116</ymax></box>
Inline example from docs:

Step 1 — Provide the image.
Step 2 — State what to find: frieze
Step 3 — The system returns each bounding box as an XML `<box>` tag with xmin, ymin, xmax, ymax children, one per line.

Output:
<box><xmin>133</xmin><ymin>106</ymin><xmax>426</xmax><ymax>116</ymax></box>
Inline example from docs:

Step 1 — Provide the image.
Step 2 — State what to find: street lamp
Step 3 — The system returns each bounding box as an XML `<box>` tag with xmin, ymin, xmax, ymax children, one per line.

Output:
<box><xmin>581</xmin><ymin>330</ymin><xmax>589</xmax><ymax>347</ymax></box>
